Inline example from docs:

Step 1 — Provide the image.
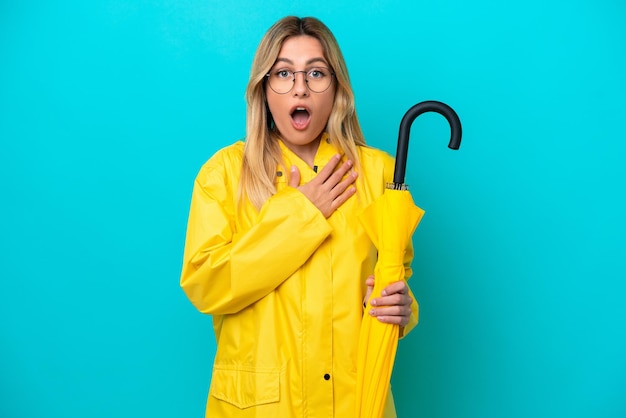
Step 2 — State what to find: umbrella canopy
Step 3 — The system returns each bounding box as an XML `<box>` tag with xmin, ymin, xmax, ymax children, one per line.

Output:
<box><xmin>355</xmin><ymin>188</ymin><xmax>424</xmax><ymax>418</ymax></box>
<box><xmin>355</xmin><ymin>101</ymin><xmax>462</xmax><ymax>418</ymax></box>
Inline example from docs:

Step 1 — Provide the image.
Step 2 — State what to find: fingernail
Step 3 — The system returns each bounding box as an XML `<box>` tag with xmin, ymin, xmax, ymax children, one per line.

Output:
<box><xmin>369</xmin><ymin>309</ymin><xmax>375</xmax><ymax>316</ymax></box>
<box><xmin>371</xmin><ymin>299</ymin><xmax>377</xmax><ymax>306</ymax></box>
<box><xmin>381</xmin><ymin>290</ymin><xmax>387</xmax><ymax>296</ymax></box>
<box><xmin>290</xmin><ymin>165</ymin><xmax>297</xmax><ymax>172</ymax></box>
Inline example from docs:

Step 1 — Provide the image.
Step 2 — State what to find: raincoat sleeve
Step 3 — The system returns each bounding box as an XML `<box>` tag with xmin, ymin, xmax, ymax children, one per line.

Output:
<box><xmin>180</xmin><ymin>154</ymin><xmax>333</xmax><ymax>315</ymax></box>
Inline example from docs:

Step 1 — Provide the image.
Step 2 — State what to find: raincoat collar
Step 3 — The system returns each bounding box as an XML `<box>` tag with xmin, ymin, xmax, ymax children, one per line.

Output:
<box><xmin>276</xmin><ymin>132</ymin><xmax>339</xmax><ymax>183</ymax></box>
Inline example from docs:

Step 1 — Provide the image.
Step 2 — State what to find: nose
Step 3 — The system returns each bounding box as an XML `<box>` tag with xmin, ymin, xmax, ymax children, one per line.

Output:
<box><xmin>292</xmin><ymin>71</ymin><xmax>309</xmax><ymax>96</ymax></box>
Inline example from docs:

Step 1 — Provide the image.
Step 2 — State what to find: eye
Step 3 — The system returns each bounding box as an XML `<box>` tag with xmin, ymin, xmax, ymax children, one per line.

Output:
<box><xmin>274</xmin><ymin>69</ymin><xmax>293</xmax><ymax>79</ymax></box>
<box><xmin>308</xmin><ymin>68</ymin><xmax>328</xmax><ymax>79</ymax></box>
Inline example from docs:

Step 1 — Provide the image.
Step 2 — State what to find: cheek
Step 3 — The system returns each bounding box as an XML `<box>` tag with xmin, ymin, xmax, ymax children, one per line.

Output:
<box><xmin>265</xmin><ymin>87</ymin><xmax>285</xmax><ymax>116</ymax></box>
<box><xmin>318</xmin><ymin>94</ymin><xmax>336</xmax><ymax>123</ymax></box>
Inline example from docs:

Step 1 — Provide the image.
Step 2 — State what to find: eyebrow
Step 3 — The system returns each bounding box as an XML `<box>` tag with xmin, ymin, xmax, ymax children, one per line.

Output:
<box><xmin>273</xmin><ymin>57</ymin><xmax>328</xmax><ymax>66</ymax></box>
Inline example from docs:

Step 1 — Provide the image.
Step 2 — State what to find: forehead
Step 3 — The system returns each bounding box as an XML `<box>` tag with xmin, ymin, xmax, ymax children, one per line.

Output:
<box><xmin>275</xmin><ymin>35</ymin><xmax>327</xmax><ymax>66</ymax></box>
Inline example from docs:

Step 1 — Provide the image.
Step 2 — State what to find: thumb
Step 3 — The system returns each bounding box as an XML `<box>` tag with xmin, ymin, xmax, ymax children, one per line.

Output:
<box><xmin>288</xmin><ymin>165</ymin><xmax>300</xmax><ymax>188</ymax></box>
<box><xmin>363</xmin><ymin>275</ymin><xmax>375</xmax><ymax>307</ymax></box>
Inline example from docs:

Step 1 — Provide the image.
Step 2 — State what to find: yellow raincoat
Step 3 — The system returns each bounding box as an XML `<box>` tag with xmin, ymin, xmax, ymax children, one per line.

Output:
<box><xmin>180</xmin><ymin>134</ymin><xmax>419</xmax><ymax>418</ymax></box>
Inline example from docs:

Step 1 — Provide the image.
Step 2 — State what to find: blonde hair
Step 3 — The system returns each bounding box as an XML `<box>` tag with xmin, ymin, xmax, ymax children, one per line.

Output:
<box><xmin>240</xmin><ymin>16</ymin><xmax>366</xmax><ymax>209</ymax></box>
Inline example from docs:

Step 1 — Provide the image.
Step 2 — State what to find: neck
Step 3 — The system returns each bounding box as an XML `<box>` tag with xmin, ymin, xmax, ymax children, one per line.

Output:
<box><xmin>284</xmin><ymin>134</ymin><xmax>323</xmax><ymax>167</ymax></box>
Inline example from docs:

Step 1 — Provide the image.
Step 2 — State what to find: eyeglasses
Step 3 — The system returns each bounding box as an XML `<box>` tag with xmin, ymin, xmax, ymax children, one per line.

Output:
<box><xmin>265</xmin><ymin>67</ymin><xmax>335</xmax><ymax>94</ymax></box>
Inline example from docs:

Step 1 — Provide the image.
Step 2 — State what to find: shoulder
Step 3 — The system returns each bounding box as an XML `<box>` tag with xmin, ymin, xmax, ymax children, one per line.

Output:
<box><xmin>195</xmin><ymin>141</ymin><xmax>245</xmax><ymax>197</ymax></box>
<box><xmin>357</xmin><ymin>145</ymin><xmax>396</xmax><ymax>183</ymax></box>
<box><xmin>203</xmin><ymin>141</ymin><xmax>245</xmax><ymax>172</ymax></box>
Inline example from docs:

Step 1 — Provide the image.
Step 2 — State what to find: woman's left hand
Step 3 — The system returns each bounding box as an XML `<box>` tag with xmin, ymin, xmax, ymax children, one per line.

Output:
<box><xmin>364</xmin><ymin>275</ymin><xmax>413</xmax><ymax>327</ymax></box>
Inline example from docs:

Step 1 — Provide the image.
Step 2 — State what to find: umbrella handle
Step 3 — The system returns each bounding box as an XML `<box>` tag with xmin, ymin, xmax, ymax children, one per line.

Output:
<box><xmin>393</xmin><ymin>100</ymin><xmax>462</xmax><ymax>185</ymax></box>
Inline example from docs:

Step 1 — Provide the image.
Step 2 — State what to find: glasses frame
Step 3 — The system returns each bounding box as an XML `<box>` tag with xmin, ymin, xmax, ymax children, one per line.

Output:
<box><xmin>265</xmin><ymin>67</ymin><xmax>336</xmax><ymax>95</ymax></box>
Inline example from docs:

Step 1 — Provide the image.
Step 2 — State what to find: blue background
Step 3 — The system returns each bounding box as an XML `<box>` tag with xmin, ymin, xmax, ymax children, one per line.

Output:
<box><xmin>2</xmin><ymin>1</ymin><xmax>625</xmax><ymax>417</ymax></box>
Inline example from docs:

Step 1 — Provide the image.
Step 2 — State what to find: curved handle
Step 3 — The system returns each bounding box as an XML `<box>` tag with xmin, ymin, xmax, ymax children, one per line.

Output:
<box><xmin>393</xmin><ymin>100</ymin><xmax>462</xmax><ymax>185</ymax></box>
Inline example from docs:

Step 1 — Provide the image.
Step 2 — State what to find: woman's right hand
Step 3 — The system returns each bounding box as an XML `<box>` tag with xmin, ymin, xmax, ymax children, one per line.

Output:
<box><xmin>288</xmin><ymin>154</ymin><xmax>358</xmax><ymax>218</ymax></box>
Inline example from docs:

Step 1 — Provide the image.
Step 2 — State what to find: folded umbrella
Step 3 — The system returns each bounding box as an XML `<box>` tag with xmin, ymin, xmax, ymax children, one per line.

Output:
<box><xmin>355</xmin><ymin>101</ymin><xmax>462</xmax><ymax>418</ymax></box>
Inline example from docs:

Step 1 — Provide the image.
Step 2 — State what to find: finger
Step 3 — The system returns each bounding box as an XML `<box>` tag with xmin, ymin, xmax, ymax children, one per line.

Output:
<box><xmin>375</xmin><ymin>316</ymin><xmax>407</xmax><ymax>325</ymax></box>
<box><xmin>324</xmin><ymin>160</ymin><xmax>355</xmax><ymax>189</ymax></box>
<box><xmin>327</xmin><ymin>169</ymin><xmax>358</xmax><ymax>208</ymax></box>
<box><xmin>369</xmin><ymin>306</ymin><xmax>412</xmax><ymax>325</ymax></box>
<box><xmin>288</xmin><ymin>165</ymin><xmax>301</xmax><ymax>188</ymax></box>
<box><xmin>375</xmin><ymin>315</ymin><xmax>410</xmax><ymax>326</ymax></box>
<box><xmin>370</xmin><ymin>305</ymin><xmax>412</xmax><ymax>316</ymax></box>
<box><xmin>330</xmin><ymin>184</ymin><xmax>356</xmax><ymax>210</ymax></box>
<box><xmin>331</xmin><ymin>169</ymin><xmax>358</xmax><ymax>197</ymax></box>
<box><xmin>370</xmin><ymin>305</ymin><xmax>410</xmax><ymax>316</ymax></box>
<box><xmin>371</xmin><ymin>295</ymin><xmax>411</xmax><ymax>309</ymax></box>
<box><xmin>381</xmin><ymin>280</ymin><xmax>408</xmax><ymax>297</ymax></box>
<box><xmin>363</xmin><ymin>275</ymin><xmax>375</xmax><ymax>307</ymax></box>
<box><xmin>313</xmin><ymin>154</ymin><xmax>342</xmax><ymax>184</ymax></box>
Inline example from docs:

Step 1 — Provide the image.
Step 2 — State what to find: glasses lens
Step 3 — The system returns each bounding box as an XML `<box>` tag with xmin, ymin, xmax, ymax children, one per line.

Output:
<box><xmin>268</xmin><ymin>70</ymin><xmax>293</xmax><ymax>94</ymax></box>
<box><xmin>306</xmin><ymin>68</ymin><xmax>332</xmax><ymax>93</ymax></box>
<box><xmin>268</xmin><ymin>68</ymin><xmax>333</xmax><ymax>94</ymax></box>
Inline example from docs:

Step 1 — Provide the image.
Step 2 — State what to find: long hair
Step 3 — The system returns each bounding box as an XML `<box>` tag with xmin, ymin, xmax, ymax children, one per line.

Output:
<box><xmin>240</xmin><ymin>16</ymin><xmax>366</xmax><ymax>210</ymax></box>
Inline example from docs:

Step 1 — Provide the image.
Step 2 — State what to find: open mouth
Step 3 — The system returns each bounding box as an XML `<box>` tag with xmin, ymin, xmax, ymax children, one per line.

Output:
<box><xmin>291</xmin><ymin>107</ymin><xmax>311</xmax><ymax>130</ymax></box>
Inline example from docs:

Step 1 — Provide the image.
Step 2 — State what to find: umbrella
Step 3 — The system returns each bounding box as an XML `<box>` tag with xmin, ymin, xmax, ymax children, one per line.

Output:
<box><xmin>355</xmin><ymin>100</ymin><xmax>462</xmax><ymax>418</ymax></box>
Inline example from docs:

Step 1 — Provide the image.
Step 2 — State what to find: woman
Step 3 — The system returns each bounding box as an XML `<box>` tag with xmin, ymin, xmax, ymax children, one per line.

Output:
<box><xmin>180</xmin><ymin>16</ymin><xmax>419</xmax><ymax>418</ymax></box>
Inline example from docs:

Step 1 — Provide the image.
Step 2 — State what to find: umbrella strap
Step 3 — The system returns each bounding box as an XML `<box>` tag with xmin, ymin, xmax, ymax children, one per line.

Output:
<box><xmin>386</xmin><ymin>182</ymin><xmax>409</xmax><ymax>191</ymax></box>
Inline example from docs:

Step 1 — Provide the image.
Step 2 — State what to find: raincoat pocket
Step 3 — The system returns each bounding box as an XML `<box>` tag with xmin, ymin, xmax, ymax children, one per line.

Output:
<box><xmin>210</xmin><ymin>365</ymin><xmax>280</xmax><ymax>409</ymax></box>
